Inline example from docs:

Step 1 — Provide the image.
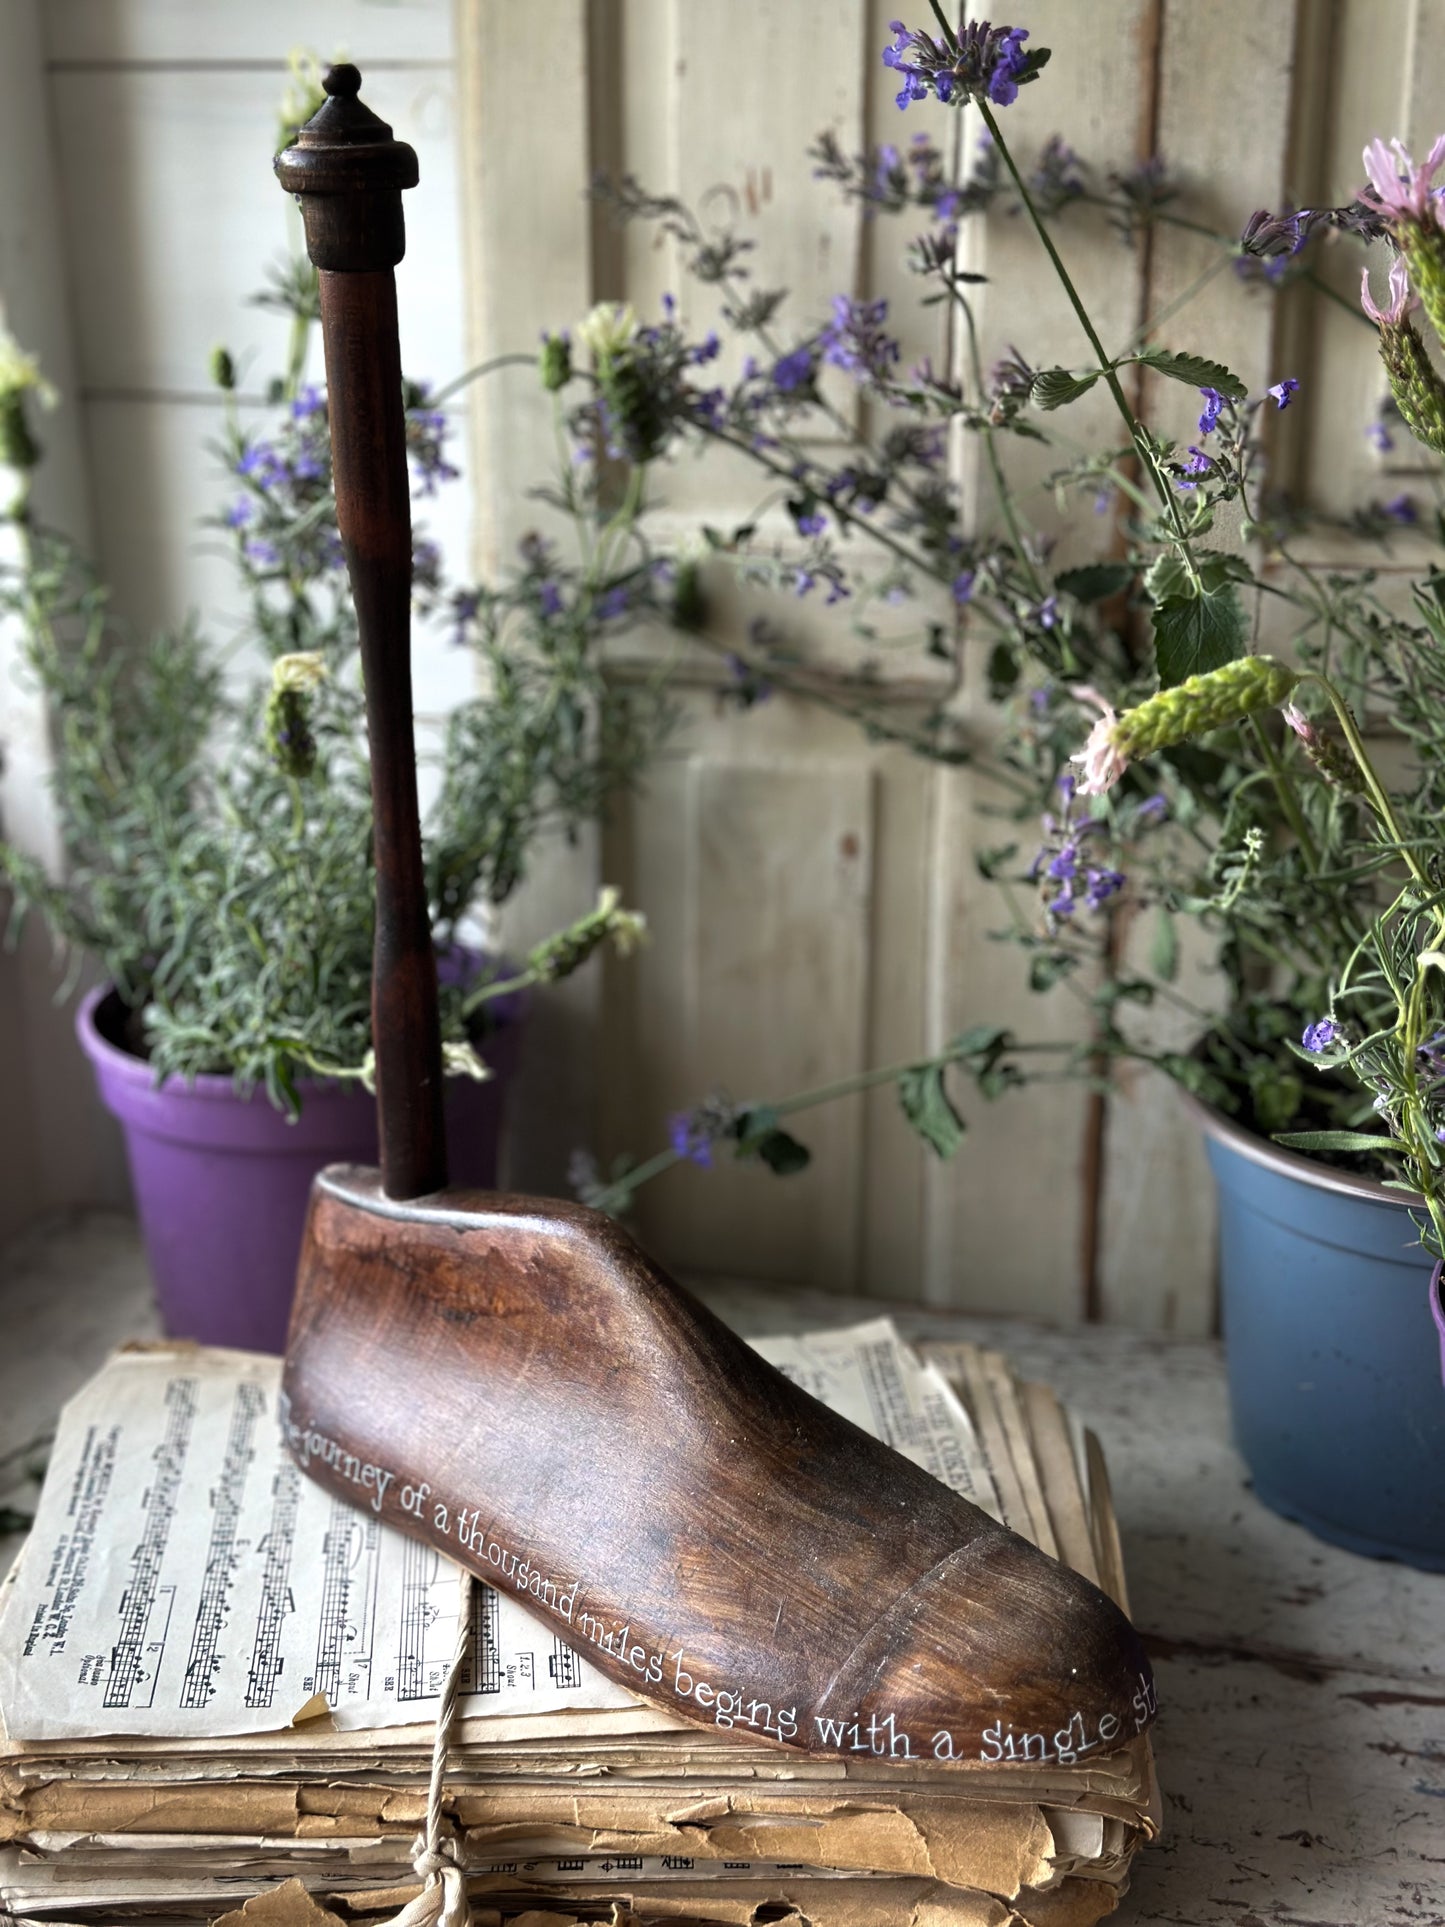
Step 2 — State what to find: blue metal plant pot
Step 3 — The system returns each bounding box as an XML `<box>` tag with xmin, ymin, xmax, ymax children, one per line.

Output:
<box><xmin>1193</xmin><ymin>1099</ymin><xmax>1445</xmax><ymax>1569</ymax></box>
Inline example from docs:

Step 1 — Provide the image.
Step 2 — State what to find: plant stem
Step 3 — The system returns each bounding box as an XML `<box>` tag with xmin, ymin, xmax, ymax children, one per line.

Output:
<box><xmin>605</xmin><ymin>1032</ymin><xmax>1081</xmax><ymax>1208</ymax></box>
<box><xmin>1305</xmin><ymin>671</ymin><xmax>1433</xmax><ymax>893</ymax></box>
<box><xmin>925</xmin><ymin>0</ymin><xmax>957</xmax><ymax>45</ymax></box>
<box><xmin>978</xmin><ymin>101</ymin><xmax>1202</xmax><ymax>586</ymax></box>
<box><xmin>429</xmin><ymin>352</ymin><xmax>542</xmax><ymax>406</ymax></box>
<box><xmin>958</xmin><ymin>293</ymin><xmax>1045</xmax><ymax>596</ymax></box>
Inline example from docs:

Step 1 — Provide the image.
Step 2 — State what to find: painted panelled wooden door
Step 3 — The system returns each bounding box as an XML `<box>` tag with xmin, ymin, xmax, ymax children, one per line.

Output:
<box><xmin>457</xmin><ymin>0</ymin><xmax>1438</xmax><ymax>1325</ymax></box>
<box><xmin>2</xmin><ymin>0</ymin><xmax>1428</xmax><ymax>1309</ymax></box>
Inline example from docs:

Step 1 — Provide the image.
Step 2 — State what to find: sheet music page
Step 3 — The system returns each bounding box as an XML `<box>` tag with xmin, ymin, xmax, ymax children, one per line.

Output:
<box><xmin>0</xmin><ymin>1349</ymin><xmax>636</xmax><ymax>1740</ymax></box>
<box><xmin>751</xmin><ymin>1319</ymin><xmax>1003</xmax><ymax>1519</ymax></box>
<box><xmin>0</xmin><ymin>1321</ymin><xmax>1000</xmax><ymax>1742</ymax></box>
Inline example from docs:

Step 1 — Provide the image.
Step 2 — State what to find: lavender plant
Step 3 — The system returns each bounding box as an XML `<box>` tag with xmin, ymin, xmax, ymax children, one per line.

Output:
<box><xmin>0</xmin><ymin>259</ymin><xmax>659</xmax><ymax>1114</ymax></box>
<box><xmin>540</xmin><ymin>13</ymin><xmax>1445</xmax><ymax>1259</ymax></box>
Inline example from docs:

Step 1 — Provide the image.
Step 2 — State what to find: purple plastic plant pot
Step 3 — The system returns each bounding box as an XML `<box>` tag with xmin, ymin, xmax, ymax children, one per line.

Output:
<box><xmin>76</xmin><ymin>975</ymin><xmax>526</xmax><ymax>1355</ymax></box>
<box><xmin>1434</xmin><ymin>1261</ymin><xmax>1445</xmax><ymax>1390</ymax></box>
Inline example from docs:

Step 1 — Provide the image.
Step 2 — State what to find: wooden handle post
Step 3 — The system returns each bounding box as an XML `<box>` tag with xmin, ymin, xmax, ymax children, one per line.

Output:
<box><xmin>275</xmin><ymin>65</ymin><xmax>446</xmax><ymax>1200</ymax></box>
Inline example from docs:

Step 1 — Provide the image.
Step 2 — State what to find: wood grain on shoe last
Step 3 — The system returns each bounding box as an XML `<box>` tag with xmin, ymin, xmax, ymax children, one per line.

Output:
<box><xmin>282</xmin><ymin>1168</ymin><xmax>1157</xmax><ymax>1769</ymax></box>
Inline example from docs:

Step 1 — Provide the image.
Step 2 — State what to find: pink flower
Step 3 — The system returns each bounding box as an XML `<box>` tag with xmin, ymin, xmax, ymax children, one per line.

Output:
<box><xmin>1282</xmin><ymin>702</ymin><xmax>1315</xmax><ymax>744</ymax></box>
<box><xmin>1360</xmin><ymin>255</ymin><xmax>1415</xmax><ymax>325</ymax></box>
<box><xmin>1069</xmin><ymin>685</ymin><xmax>1127</xmax><ymax>796</ymax></box>
<box><xmin>1361</xmin><ymin>135</ymin><xmax>1445</xmax><ymax>223</ymax></box>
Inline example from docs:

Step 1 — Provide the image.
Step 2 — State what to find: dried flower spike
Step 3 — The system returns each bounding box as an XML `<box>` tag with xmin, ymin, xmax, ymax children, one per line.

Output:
<box><xmin>1072</xmin><ymin>657</ymin><xmax>1301</xmax><ymax>796</ymax></box>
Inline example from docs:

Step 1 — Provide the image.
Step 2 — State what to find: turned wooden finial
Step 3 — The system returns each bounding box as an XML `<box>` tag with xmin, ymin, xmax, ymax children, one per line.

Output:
<box><xmin>275</xmin><ymin>66</ymin><xmax>446</xmax><ymax>1200</ymax></box>
<box><xmin>274</xmin><ymin>64</ymin><xmax>420</xmax><ymax>273</ymax></box>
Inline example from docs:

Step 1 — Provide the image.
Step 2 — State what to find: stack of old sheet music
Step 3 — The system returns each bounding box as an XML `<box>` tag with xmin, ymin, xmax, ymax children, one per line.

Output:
<box><xmin>0</xmin><ymin>1319</ymin><xmax>1159</xmax><ymax>1926</ymax></box>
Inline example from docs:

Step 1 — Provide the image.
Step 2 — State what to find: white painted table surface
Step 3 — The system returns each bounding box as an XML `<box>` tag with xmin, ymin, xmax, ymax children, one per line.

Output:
<box><xmin>2</xmin><ymin>1211</ymin><xmax>1443</xmax><ymax>1927</ymax></box>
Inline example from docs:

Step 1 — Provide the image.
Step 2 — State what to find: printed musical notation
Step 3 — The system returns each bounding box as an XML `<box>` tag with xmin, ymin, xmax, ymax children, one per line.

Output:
<box><xmin>181</xmin><ymin>1381</ymin><xmax>264</xmax><ymax>1710</ymax></box>
<box><xmin>312</xmin><ymin>1498</ymin><xmax>379</xmax><ymax>1705</ymax></box>
<box><xmin>0</xmin><ymin>1324</ymin><xmax>997</xmax><ymax>1742</ymax></box>
<box><xmin>396</xmin><ymin>1537</ymin><xmax>451</xmax><ymax>1702</ymax></box>
<box><xmin>246</xmin><ymin>1461</ymin><xmax>301</xmax><ymax>1709</ymax></box>
<box><xmin>0</xmin><ymin>1348</ymin><xmax>641</xmax><ymax>1739</ymax></box>
<box><xmin>103</xmin><ymin>1376</ymin><xmax>197</xmax><ymax>1709</ymax></box>
<box><xmin>549</xmin><ymin>1634</ymin><xmax>583</xmax><ymax>1690</ymax></box>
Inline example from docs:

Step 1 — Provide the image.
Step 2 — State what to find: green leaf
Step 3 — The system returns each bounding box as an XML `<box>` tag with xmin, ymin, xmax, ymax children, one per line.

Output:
<box><xmin>1249</xmin><ymin>1064</ymin><xmax>1304</xmax><ymax>1135</ymax></box>
<box><xmin>1029</xmin><ymin>950</ymin><xmax>1078</xmax><ymax>993</ymax></box>
<box><xmin>1129</xmin><ymin>348</ymin><xmax>1247</xmax><ymax>401</ymax></box>
<box><xmin>1032</xmin><ymin>367</ymin><xmax>1101</xmax><ymax>411</ymax></box>
<box><xmin>1158</xmin><ymin>1053</ymin><xmax>1231</xmax><ymax>1108</ymax></box>
<box><xmin>1272</xmin><ymin>1129</ymin><xmax>1398</xmax><ymax>1153</ymax></box>
<box><xmin>949</xmin><ymin>1022</ymin><xmax>1011</xmax><ymax>1059</ymax></box>
<box><xmin>973</xmin><ymin>845</ymin><xmax>1017</xmax><ymax>882</ymax></box>
<box><xmin>1150</xmin><ymin>909</ymin><xmax>1178</xmax><ymax>984</ymax></box>
<box><xmin>732</xmin><ymin>1104</ymin><xmax>778</xmax><ymax>1152</ymax></box>
<box><xmin>754</xmin><ymin>1128</ymin><xmax>812</xmax><ymax>1176</ymax></box>
<box><xmin>1151</xmin><ymin>581</ymin><xmax>1249</xmax><ymax>687</ymax></box>
<box><xmin>986</xmin><ymin>642</ymin><xmax>1019</xmax><ymax>699</ymax></box>
<box><xmin>1143</xmin><ymin>552</ymin><xmax>1192</xmax><ymax>605</ymax></box>
<box><xmin>1055</xmin><ymin>562</ymin><xmax>1133</xmax><ymax>603</ymax></box>
<box><xmin>898</xmin><ymin>1063</ymin><xmax>966</xmax><ymax>1159</ymax></box>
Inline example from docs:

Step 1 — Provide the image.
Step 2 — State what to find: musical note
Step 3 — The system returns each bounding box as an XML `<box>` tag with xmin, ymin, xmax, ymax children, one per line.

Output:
<box><xmin>103</xmin><ymin>1378</ymin><xmax>197</xmax><ymax>1708</ymax></box>
<box><xmin>181</xmin><ymin>1382</ymin><xmax>262</xmax><ymax>1709</ymax></box>
<box><xmin>245</xmin><ymin>1460</ymin><xmax>300</xmax><ymax>1708</ymax></box>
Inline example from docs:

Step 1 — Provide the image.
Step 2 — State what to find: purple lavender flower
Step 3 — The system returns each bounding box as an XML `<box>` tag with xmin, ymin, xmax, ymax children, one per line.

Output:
<box><xmin>448</xmin><ymin>589</ymin><xmax>480</xmax><ymax>645</ymax></box>
<box><xmin>1175</xmin><ymin>444</ymin><xmax>1213</xmax><ymax>491</ymax></box>
<box><xmin>539</xmin><ymin>580</ymin><xmax>564</xmax><ymax>618</ymax></box>
<box><xmin>791</xmin><ymin>499</ymin><xmax>827</xmax><ymax>537</ymax></box>
<box><xmin>819</xmin><ymin>295</ymin><xmax>901</xmax><ymax>382</ymax></box>
<box><xmin>882</xmin><ymin>18</ymin><xmax>1041</xmax><ymax>113</ymax></box>
<box><xmin>405</xmin><ymin>386</ymin><xmax>461</xmax><ymax>497</ymax></box>
<box><xmin>1301</xmin><ymin>1018</ymin><xmax>1338</xmax><ymax>1052</ymax></box>
<box><xmin>952</xmin><ymin>569</ymin><xmax>975</xmax><ymax>605</ymax></box>
<box><xmin>290</xmin><ymin>384</ymin><xmax>325</xmax><ymax>421</ymax></box>
<box><xmin>726</xmin><ymin>653</ymin><xmax>773</xmax><ymax>707</ymax></box>
<box><xmin>669</xmin><ymin>1111</ymin><xmax>715</xmax><ymax>1167</ymax></box>
<box><xmin>596</xmin><ymin>585</ymin><xmax>631</xmax><ymax>620</ymax></box>
<box><xmin>772</xmin><ymin>345</ymin><xmax>817</xmax><ymax>394</ymax></box>
<box><xmin>1035</xmin><ymin>594</ymin><xmax>1059</xmax><ymax>628</ymax></box>
<box><xmin>1366</xmin><ymin>414</ymin><xmax>1394</xmax><ymax>452</ymax></box>
<box><xmin>223</xmin><ymin>497</ymin><xmax>252</xmax><ymax>528</ymax></box>
<box><xmin>1268</xmin><ymin>377</ymin><xmax>1301</xmax><ymax>409</ymax></box>
<box><xmin>237</xmin><ymin>441</ymin><xmax>285</xmax><ymax>486</ymax></box>
<box><xmin>411</xmin><ymin>538</ymin><xmax>442</xmax><ymax>593</ymax></box>
<box><xmin>1084</xmin><ymin>867</ymin><xmax>1126</xmax><ymax>910</ymax></box>
<box><xmin>1135</xmin><ymin>792</ymin><xmax>1168</xmax><ymax>825</ymax></box>
<box><xmin>1384</xmin><ymin>492</ymin><xmax>1419</xmax><ymax>524</ymax></box>
<box><xmin>987</xmin><ymin>25</ymin><xmax>1031</xmax><ymax>104</ymax></box>
<box><xmin>243</xmin><ymin>537</ymin><xmax>280</xmax><ymax>568</ymax></box>
<box><xmin>1197</xmin><ymin>386</ymin><xmax>1225</xmax><ymax>436</ymax></box>
<box><xmin>668</xmin><ymin>1092</ymin><xmax>743</xmax><ymax>1166</ymax></box>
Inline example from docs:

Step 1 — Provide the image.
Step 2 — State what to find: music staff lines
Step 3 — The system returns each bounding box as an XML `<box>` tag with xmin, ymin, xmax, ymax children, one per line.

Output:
<box><xmin>180</xmin><ymin>1381</ymin><xmax>264</xmax><ymax>1710</ymax></box>
<box><xmin>246</xmin><ymin>1460</ymin><xmax>301</xmax><ymax>1709</ymax></box>
<box><xmin>103</xmin><ymin>1377</ymin><xmax>197</xmax><ymax>1709</ymax></box>
<box><xmin>313</xmin><ymin>1498</ymin><xmax>378</xmax><ymax>1705</ymax></box>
